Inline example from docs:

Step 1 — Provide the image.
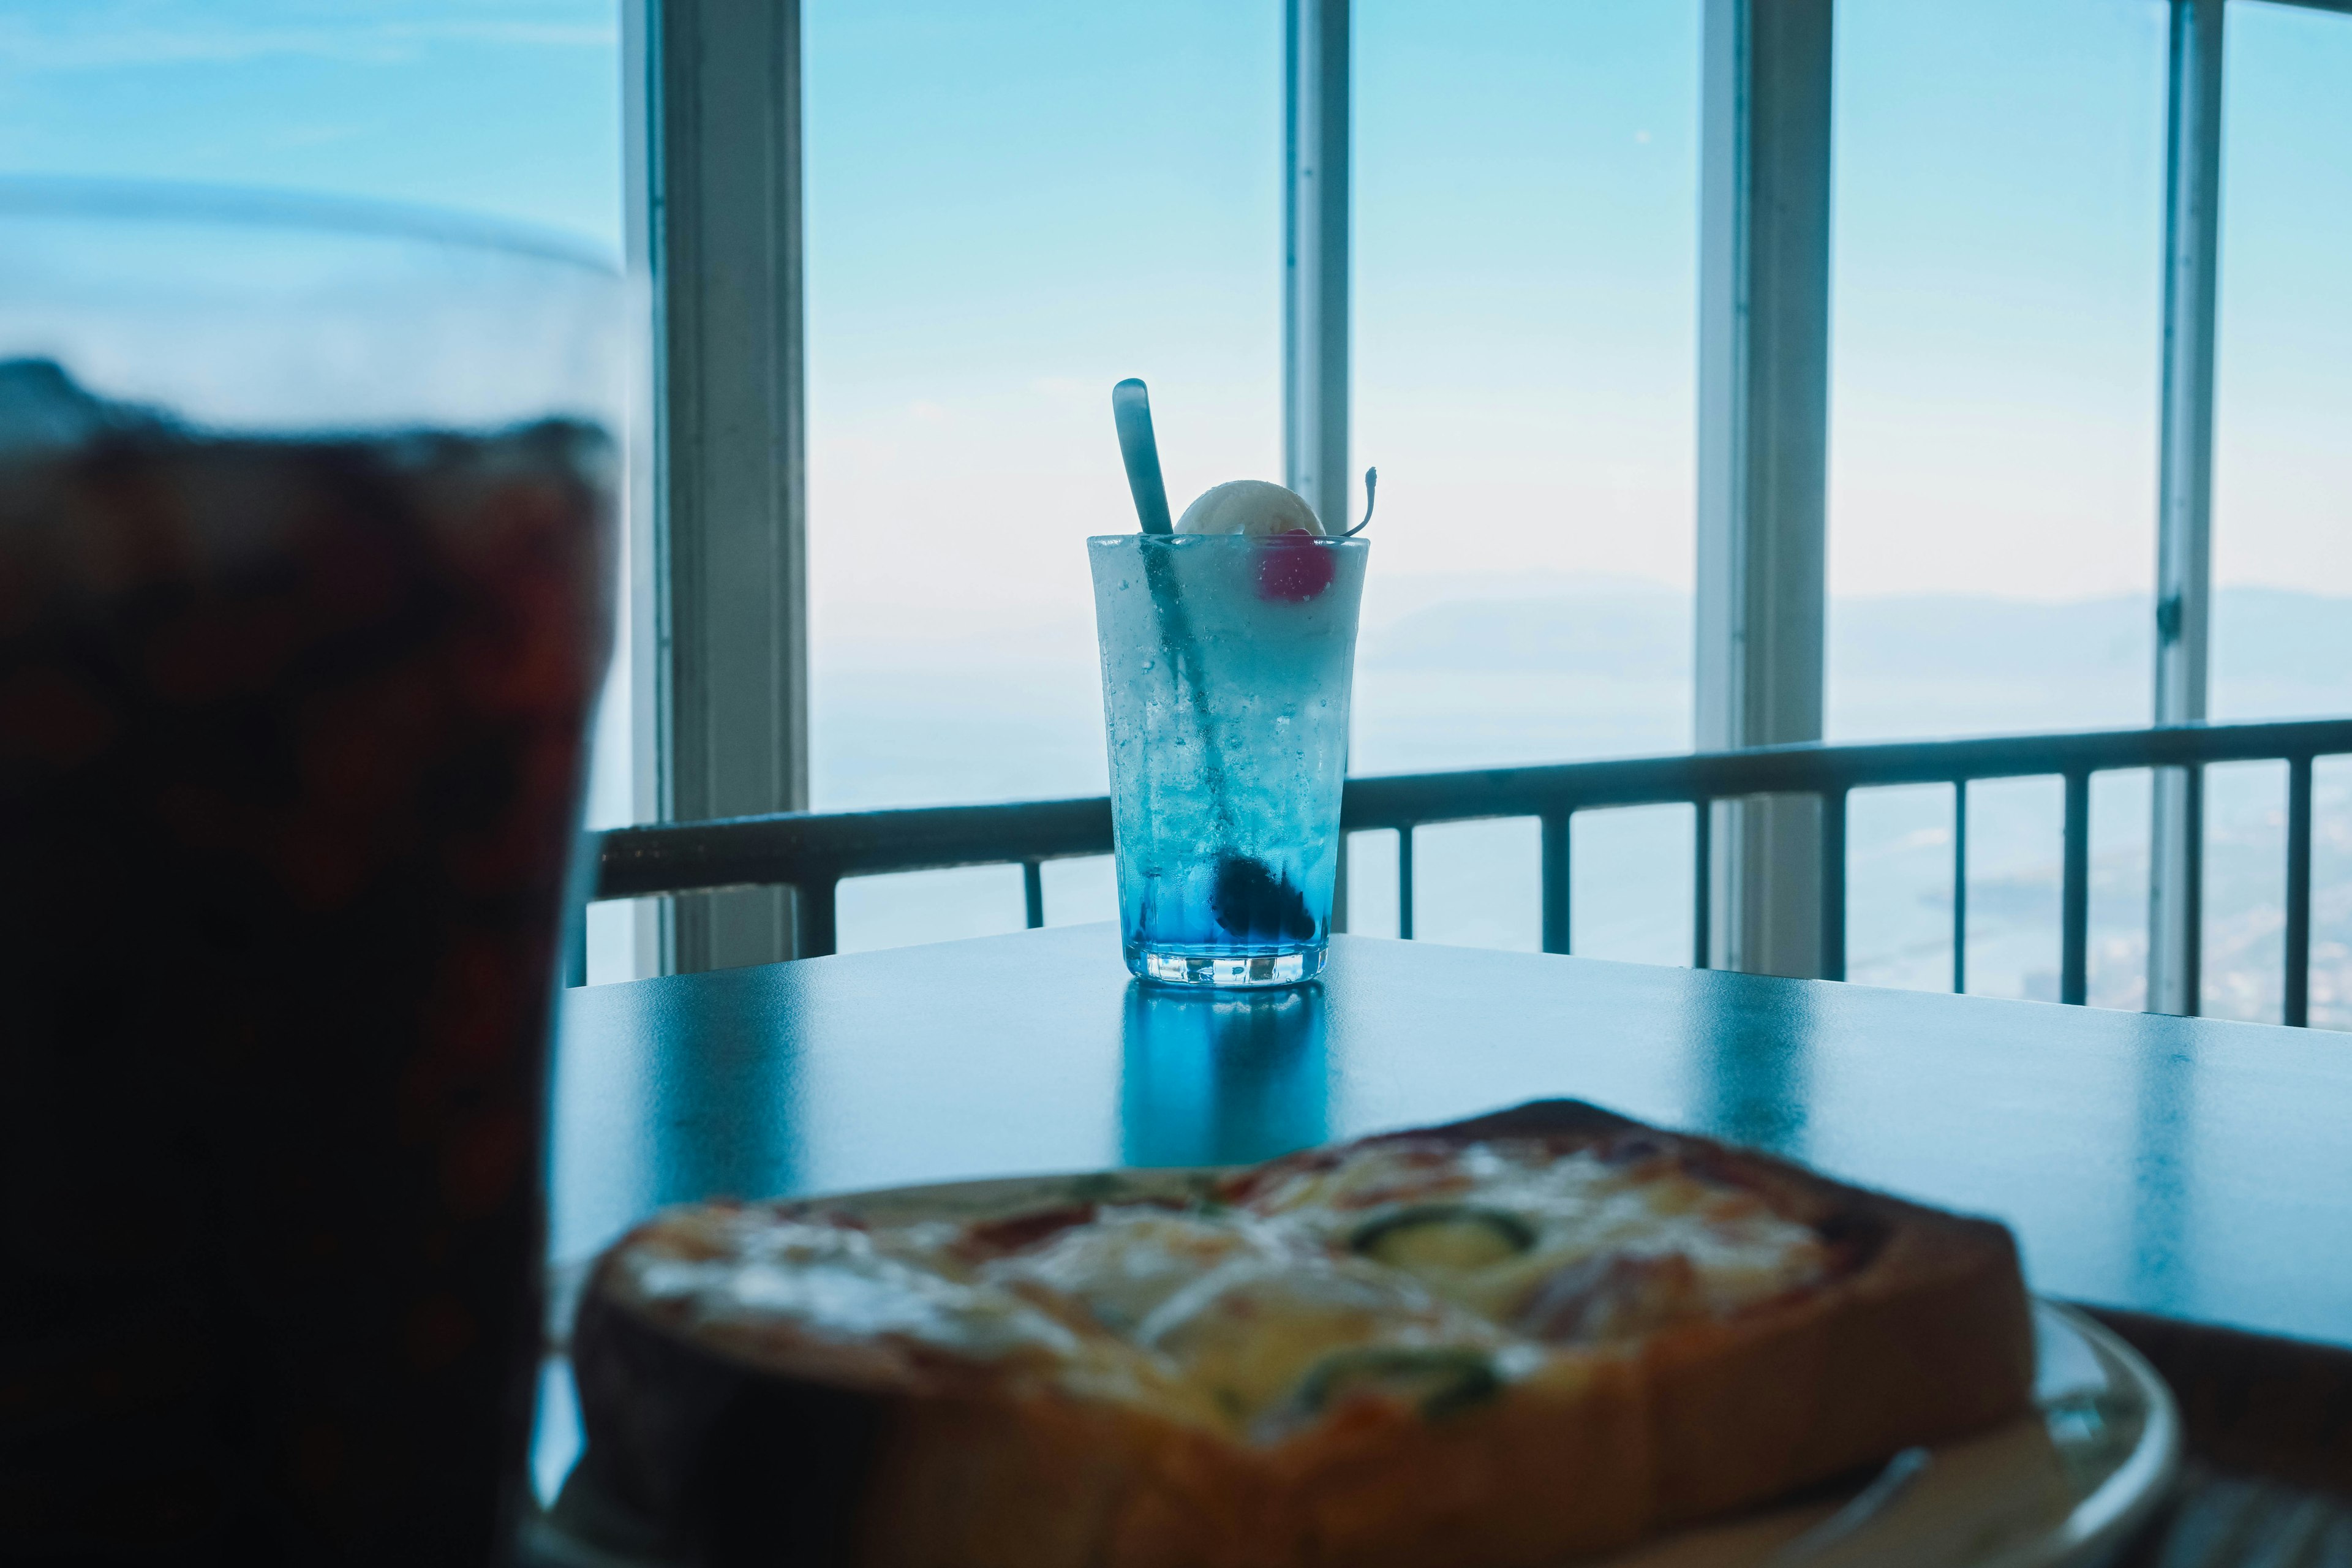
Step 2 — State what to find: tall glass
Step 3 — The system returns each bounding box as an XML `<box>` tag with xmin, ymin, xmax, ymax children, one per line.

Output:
<box><xmin>1089</xmin><ymin>530</ymin><xmax>1368</xmax><ymax>986</ymax></box>
<box><xmin>0</xmin><ymin>183</ymin><xmax>620</xmax><ymax>1564</ymax></box>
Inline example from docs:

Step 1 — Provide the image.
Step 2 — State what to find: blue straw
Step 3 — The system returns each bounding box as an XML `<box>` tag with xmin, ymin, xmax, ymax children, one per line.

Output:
<box><xmin>1111</xmin><ymin>378</ymin><xmax>1175</xmax><ymax>535</ymax></box>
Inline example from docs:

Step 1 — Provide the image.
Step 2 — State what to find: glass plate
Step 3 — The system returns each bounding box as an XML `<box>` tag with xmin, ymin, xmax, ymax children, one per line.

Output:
<box><xmin>1599</xmin><ymin>1302</ymin><xmax>2179</xmax><ymax>1568</ymax></box>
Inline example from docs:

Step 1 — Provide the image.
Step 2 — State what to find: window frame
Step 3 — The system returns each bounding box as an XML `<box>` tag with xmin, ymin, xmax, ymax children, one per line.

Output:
<box><xmin>622</xmin><ymin>0</ymin><xmax>2340</xmax><ymax>1005</ymax></box>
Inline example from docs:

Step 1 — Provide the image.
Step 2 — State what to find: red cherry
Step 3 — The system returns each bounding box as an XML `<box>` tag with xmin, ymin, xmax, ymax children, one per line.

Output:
<box><xmin>1255</xmin><ymin>528</ymin><xmax>1336</xmax><ymax>602</ymax></box>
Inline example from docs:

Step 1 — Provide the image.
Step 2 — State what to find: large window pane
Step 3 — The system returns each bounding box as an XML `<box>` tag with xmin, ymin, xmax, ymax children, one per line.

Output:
<box><xmin>1826</xmin><ymin>0</ymin><xmax>2166</xmax><ymax>1009</ymax></box>
<box><xmin>1354</xmin><ymin>0</ymin><xmax>1699</xmax><ymax>958</ymax></box>
<box><xmin>2209</xmin><ymin>1</ymin><xmax>2352</xmax><ymax>1023</ymax></box>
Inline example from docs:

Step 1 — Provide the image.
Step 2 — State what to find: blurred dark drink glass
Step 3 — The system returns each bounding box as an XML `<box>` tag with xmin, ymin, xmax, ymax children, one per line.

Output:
<box><xmin>0</xmin><ymin>186</ymin><xmax>622</xmax><ymax>1564</ymax></box>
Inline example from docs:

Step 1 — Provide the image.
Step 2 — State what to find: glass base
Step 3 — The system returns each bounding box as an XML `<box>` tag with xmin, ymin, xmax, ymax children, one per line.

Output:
<box><xmin>1131</xmin><ymin>942</ymin><xmax>1326</xmax><ymax>989</ymax></box>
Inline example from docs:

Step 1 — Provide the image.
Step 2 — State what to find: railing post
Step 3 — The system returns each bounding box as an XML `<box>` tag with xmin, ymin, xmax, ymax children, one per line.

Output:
<box><xmin>1541</xmin><ymin>811</ymin><xmax>1572</xmax><ymax>956</ymax></box>
<box><xmin>1021</xmin><ymin>861</ymin><xmax>1045</xmax><ymax>930</ymax></box>
<box><xmin>564</xmin><ymin>907</ymin><xmax>589</xmax><ymax>989</ymax></box>
<box><xmin>1396</xmin><ymin>826</ymin><xmax>1415</xmax><ymax>941</ymax></box>
<box><xmin>2148</xmin><ymin>0</ymin><xmax>2223</xmax><ymax>1017</ymax></box>
<box><xmin>797</xmin><ymin>876</ymin><xmax>839</xmax><ymax>959</ymax></box>
<box><xmin>1951</xmin><ymin>779</ymin><xmax>1968</xmax><ymax>994</ymax></box>
<box><xmin>1818</xmin><ymin>789</ymin><xmax>1845</xmax><ymax>982</ymax></box>
<box><xmin>1696</xmin><ymin>0</ymin><xmax>1833</xmax><ymax>981</ymax></box>
<box><xmin>1691</xmin><ymin>801</ymin><xmax>1711</xmax><ymax>971</ymax></box>
<box><xmin>2285</xmin><ymin>755</ymin><xmax>2312</xmax><ymax>1027</ymax></box>
<box><xmin>2061</xmin><ymin>771</ymin><xmax>2091</xmax><ymax>1006</ymax></box>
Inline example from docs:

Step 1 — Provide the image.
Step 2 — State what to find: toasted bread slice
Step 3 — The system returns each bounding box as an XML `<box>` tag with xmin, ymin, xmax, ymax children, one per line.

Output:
<box><xmin>570</xmin><ymin>1100</ymin><xmax>2033</xmax><ymax>1567</ymax></box>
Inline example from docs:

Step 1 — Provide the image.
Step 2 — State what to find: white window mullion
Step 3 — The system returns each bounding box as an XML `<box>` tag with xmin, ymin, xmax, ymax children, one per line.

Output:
<box><xmin>1286</xmin><ymin>0</ymin><xmax>1352</xmax><ymax>931</ymax></box>
<box><xmin>631</xmin><ymin>0</ymin><xmax>811</xmax><ymax>974</ymax></box>
<box><xmin>1284</xmin><ymin>0</ymin><xmax>1351</xmax><ymax>532</ymax></box>
<box><xmin>2148</xmin><ymin>0</ymin><xmax>2225</xmax><ymax>1017</ymax></box>
<box><xmin>1695</xmin><ymin>0</ymin><xmax>1835</xmax><ymax>980</ymax></box>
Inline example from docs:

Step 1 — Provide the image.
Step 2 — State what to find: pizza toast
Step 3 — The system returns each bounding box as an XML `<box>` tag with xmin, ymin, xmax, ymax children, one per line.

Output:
<box><xmin>568</xmin><ymin>1099</ymin><xmax>2034</xmax><ymax>1567</ymax></box>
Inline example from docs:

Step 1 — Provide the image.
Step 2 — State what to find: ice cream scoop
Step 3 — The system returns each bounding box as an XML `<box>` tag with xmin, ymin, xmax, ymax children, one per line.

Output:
<box><xmin>1175</xmin><ymin>480</ymin><xmax>1323</xmax><ymax>537</ymax></box>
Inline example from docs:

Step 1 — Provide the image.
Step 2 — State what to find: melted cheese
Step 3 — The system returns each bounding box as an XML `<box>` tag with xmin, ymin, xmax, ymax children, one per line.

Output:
<box><xmin>1134</xmin><ymin>1252</ymin><xmax>1504</xmax><ymax>1426</ymax></box>
<box><xmin>1251</xmin><ymin>1142</ymin><xmax>1827</xmax><ymax>1328</ymax></box>
<box><xmin>614</xmin><ymin>1210</ymin><xmax>1077</xmax><ymax>1361</ymax></box>
<box><xmin>985</xmin><ymin>1207</ymin><xmax>1273</xmax><ymax>1333</ymax></box>
<box><xmin>608</xmin><ymin>1137</ymin><xmax>1833</xmax><ymax>1444</ymax></box>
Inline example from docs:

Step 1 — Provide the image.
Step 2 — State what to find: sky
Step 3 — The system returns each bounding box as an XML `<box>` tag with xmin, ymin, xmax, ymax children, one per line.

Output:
<box><xmin>1829</xmin><ymin>0</ymin><xmax>2169</xmax><ymax>605</ymax></box>
<box><xmin>2212</xmin><ymin>1</ymin><xmax>2352</xmax><ymax>597</ymax></box>
<box><xmin>798</xmin><ymin>0</ymin><xmax>2346</xmax><ymax>624</ymax></box>
<box><xmin>7</xmin><ymin>1</ymin><xmax>2339</xmax><ymax>596</ymax></box>
<box><xmin>0</xmin><ymin>0</ymin><xmax>2343</xmax><ymax>695</ymax></box>
<box><xmin>0</xmin><ymin>1</ymin><xmax>623</xmax><ymax>251</ymax></box>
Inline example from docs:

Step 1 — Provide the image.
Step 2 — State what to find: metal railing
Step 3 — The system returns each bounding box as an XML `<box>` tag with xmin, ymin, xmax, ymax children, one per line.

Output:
<box><xmin>579</xmin><ymin>717</ymin><xmax>2352</xmax><ymax>1024</ymax></box>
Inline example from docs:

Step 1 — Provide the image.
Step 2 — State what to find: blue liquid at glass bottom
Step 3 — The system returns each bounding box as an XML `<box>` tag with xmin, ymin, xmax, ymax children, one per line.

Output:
<box><xmin>1090</xmin><ymin>532</ymin><xmax>1368</xmax><ymax>987</ymax></box>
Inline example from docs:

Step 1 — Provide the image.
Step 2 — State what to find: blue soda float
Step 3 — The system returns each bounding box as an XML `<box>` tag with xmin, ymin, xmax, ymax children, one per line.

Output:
<box><xmin>1092</xmin><ymin>380</ymin><xmax>1371</xmax><ymax>987</ymax></box>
